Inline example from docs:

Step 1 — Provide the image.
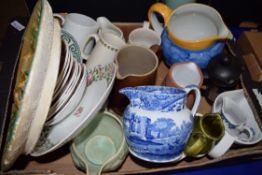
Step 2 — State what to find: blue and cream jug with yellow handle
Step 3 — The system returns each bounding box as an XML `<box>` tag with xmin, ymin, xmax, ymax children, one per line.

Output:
<box><xmin>148</xmin><ymin>2</ymin><xmax>233</xmax><ymax>69</ymax></box>
<box><xmin>119</xmin><ymin>85</ymin><xmax>201</xmax><ymax>163</ymax></box>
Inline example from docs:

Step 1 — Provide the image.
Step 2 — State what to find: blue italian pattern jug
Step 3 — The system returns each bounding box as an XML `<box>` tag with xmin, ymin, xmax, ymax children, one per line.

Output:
<box><xmin>119</xmin><ymin>85</ymin><xmax>201</xmax><ymax>163</ymax></box>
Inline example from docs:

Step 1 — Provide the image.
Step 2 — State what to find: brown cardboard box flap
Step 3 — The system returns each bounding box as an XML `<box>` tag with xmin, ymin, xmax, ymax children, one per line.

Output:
<box><xmin>243</xmin><ymin>53</ymin><xmax>262</xmax><ymax>81</ymax></box>
<box><xmin>238</xmin><ymin>31</ymin><xmax>262</xmax><ymax>68</ymax></box>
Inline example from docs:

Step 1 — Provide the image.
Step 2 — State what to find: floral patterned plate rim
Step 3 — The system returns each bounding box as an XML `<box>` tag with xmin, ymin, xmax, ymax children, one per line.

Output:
<box><xmin>30</xmin><ymin>63</ymin><xmax>116</xmax><ymax>156</ymax></box>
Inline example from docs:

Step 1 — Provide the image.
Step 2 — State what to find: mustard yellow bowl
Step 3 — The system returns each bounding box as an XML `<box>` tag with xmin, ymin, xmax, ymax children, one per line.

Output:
<box><xmin>148</xmin><ymin>2</ymin><xmax>233</xmax><ymax>50</ymax></box>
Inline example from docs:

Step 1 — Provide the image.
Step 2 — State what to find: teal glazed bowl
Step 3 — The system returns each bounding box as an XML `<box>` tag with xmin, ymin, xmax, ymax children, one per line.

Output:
<box><xmin>70</xmin><ymin>110</ymin><xmax>128</xmax><ymax>175</ymax></box>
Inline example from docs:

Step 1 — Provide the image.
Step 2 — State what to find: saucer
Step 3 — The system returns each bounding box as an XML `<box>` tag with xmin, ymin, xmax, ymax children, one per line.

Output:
<box><xmin>212</xmin><ymin>89</ymin><xmax>262</xmax><ymax>145</ymax></box>
<box><xmin>30</xmin><ymin>63</ymin><xmax>116</xmax><ymax>156</ymax></box>
<box><xmin>45</xmin><ymin>63</ymin><xmax>87</xmax><ymax>126</ymax></box>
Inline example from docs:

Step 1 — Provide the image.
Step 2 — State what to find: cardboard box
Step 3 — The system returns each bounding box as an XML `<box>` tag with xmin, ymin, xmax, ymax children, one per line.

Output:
<box><xmin>237</xmin><ymin>31</ymin><xmax>262</xmax><ymax>82</ymax></box>
<box><xmin>1</xmin><ymin>23</ymin><xmax>259</xmax><ymax>175</ymax></box>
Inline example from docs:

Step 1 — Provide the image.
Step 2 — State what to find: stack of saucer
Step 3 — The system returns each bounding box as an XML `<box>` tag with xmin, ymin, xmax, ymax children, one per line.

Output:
<box><xmin>45</xmin><ymin>40</ymin><xmax>87</xmax><ymax>126</ymax></box>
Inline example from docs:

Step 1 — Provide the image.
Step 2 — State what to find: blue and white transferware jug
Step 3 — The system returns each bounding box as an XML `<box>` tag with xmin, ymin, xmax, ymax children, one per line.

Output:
<box><xmin>119</xmin><ymin>85</ymin><xmax>201</xmax><ymax>163</ymax></box>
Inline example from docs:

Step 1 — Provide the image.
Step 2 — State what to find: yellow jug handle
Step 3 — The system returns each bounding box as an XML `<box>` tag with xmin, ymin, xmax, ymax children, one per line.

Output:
<box><xmin>148</xmin><ymin>2</ymin><xmax>173</xmax><ymax>35</ymax></box>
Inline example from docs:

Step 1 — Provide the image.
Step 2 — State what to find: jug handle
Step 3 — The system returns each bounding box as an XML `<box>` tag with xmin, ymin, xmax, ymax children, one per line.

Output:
<box><xmin>148</xmin><ymin>3</ymin><xmax>172</xmax><ymax>35</ymax></box>
<box><xmin>83</xmin><ymin>33</ymin><xmax>99</xmax><ymax>64</ymax></box>
<box><xmin>53</xmin><ymin>13</ymin><xmax>66</xmax><ymax>26</ymax></box>
<box><xmin>184</xmin><ymin>86</ymin><xmax>201</xmax><ymax>117</ymax></box>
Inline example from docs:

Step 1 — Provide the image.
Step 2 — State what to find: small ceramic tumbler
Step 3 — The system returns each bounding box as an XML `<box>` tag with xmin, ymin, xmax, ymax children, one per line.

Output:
<box><xmin>108</xmin><ymin>45</ymin><xmax>159</xmax><ymax>115</ymax></box>
<box><xmin>162</xmin><ymin>61</ymin><xmax>203</xmax><ymax>108</ymax></box>
<box><xmin>208</xmin><ymin>131</ymin><xmax>235</xmax><ymax>158</ymax></box>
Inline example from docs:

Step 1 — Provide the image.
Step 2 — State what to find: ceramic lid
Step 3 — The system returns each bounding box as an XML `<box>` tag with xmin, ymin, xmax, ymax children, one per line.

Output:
<box><xmin>207</xmin><ymin>53</ymin><xmax>243</xmax><ymax>88</ymax></box>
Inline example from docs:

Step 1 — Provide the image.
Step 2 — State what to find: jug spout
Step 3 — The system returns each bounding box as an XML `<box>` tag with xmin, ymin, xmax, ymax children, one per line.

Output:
<box><xmin>97</xmin><ymin>16</ymin><xmax>112</xmax><ymax>29</ymax></box>
<box><xmin>97</xmin><ymin>16</ymin><xmax>123</xmax><ymax>38</ymax></box>
<box><xmin>119</xmin><ymin>87</ymin><xmax>140</xmax><ymax>105</ymax></box>
<box><xmin>119</xmin><ymin>86</ymin><xmax>187</xmax><ymax>112</ymax></box>
<box><xmin>218</xmin><ymin>26</ymin><xmax>233</xmax><ymax>40</ymax></box>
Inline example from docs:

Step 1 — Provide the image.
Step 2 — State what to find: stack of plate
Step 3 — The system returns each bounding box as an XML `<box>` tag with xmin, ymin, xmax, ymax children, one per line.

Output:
<box><xmin>0</xmin><ymin>0</ymin><xmax>117</xmax><ymax>171</ymax></box>
<box><xmin>45</xmin><ymin>40</ymin><xmax>87</xmax><ymax>126</ymax></box>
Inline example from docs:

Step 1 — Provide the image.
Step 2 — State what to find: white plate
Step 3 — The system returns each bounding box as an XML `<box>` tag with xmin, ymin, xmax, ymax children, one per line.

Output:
<box><xmin>30</xmin><ymin>63</ymin><xmax>116</xmax><ymax>156</ymax></box>
<box><xmin>53</xmin><ymin>41</ymin><xmax>71</xmax><ymax>96</ymax></box>
<box><xmin>1</xmin><ymin>0</ymin><xmax>54</xmax><ymax>170</ymax></box>
<box><xmin>212</xmin><ymin>89</ymin><xmax>262</xmax><ymax>145</ymax></box>
<box><xmin>24</xmin><ymin>18</ymin><xmax>61</xmax><ymax>154</ymax></box>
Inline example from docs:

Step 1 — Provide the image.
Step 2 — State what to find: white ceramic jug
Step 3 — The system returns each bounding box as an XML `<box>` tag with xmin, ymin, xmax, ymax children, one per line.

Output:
<box><xmin>85</xmin><ymin>30</ymin><xmax>126</xmax><ymax>70</ymax></box>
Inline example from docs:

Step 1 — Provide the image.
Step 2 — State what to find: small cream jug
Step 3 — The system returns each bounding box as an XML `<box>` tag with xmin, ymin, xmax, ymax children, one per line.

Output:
<box><xmin>84</xmin><ymin>30</ymin><xmax>125</xmax><ymax>90</ymax></box>
<box><xmin>85</xmin><ymin>30</ymin><xmax>126</xmax><ymax>70</ymax></box>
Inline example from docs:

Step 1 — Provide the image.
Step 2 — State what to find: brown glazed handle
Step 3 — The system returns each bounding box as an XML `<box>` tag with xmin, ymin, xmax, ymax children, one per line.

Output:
<box><xmin>150</xmin><ymin>44</ymin><xmax>162</xmax><ymax>63</ymax></box>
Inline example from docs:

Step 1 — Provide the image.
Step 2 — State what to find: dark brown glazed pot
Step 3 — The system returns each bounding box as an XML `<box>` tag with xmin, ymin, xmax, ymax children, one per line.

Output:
<box><xmin>108</xmin><ymin>45</ymin><xmax>159</xmax><ymax>115</ymax></box>
<box><xmin>205</xmin><ymin>52</ymin><xmax>243</xmax><ymax>104</ymax></box>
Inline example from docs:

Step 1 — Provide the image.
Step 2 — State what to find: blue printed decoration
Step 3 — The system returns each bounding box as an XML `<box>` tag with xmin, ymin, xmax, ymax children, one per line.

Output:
<box><xmin>119</xmin><ymin>86</ymin><xmax>186</xmax><ymax>112</ymax></box>
<box><xmin>161</xmin><ymin>28</ymin><xmax>225</xmax><ymax>69</ymax></box>
<box><xmin>120</xmin><ymin>86</ymin><xmax>198</xmax><ymax>162</ymax></box>
<box><xmin>123</xmin><ymin>110</ymin><xmax>192</xmax><ymax>161</ymax></box>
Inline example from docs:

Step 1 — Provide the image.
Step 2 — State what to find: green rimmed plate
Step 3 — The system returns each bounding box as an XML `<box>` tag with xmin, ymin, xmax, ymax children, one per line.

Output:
<box><xmin>1</xmin><ymin>0</ymin><xmax>54</xmax><ymax>170</ymax></box>
<box><xmin>24</xmin><ymin>18</ymin><xmax>61</xmax><ymax>154</ymax></box>
<box><xmin>61</xmin><ymin>30</ymin><xmax>82</xmax><ymax>63</ymax></box>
